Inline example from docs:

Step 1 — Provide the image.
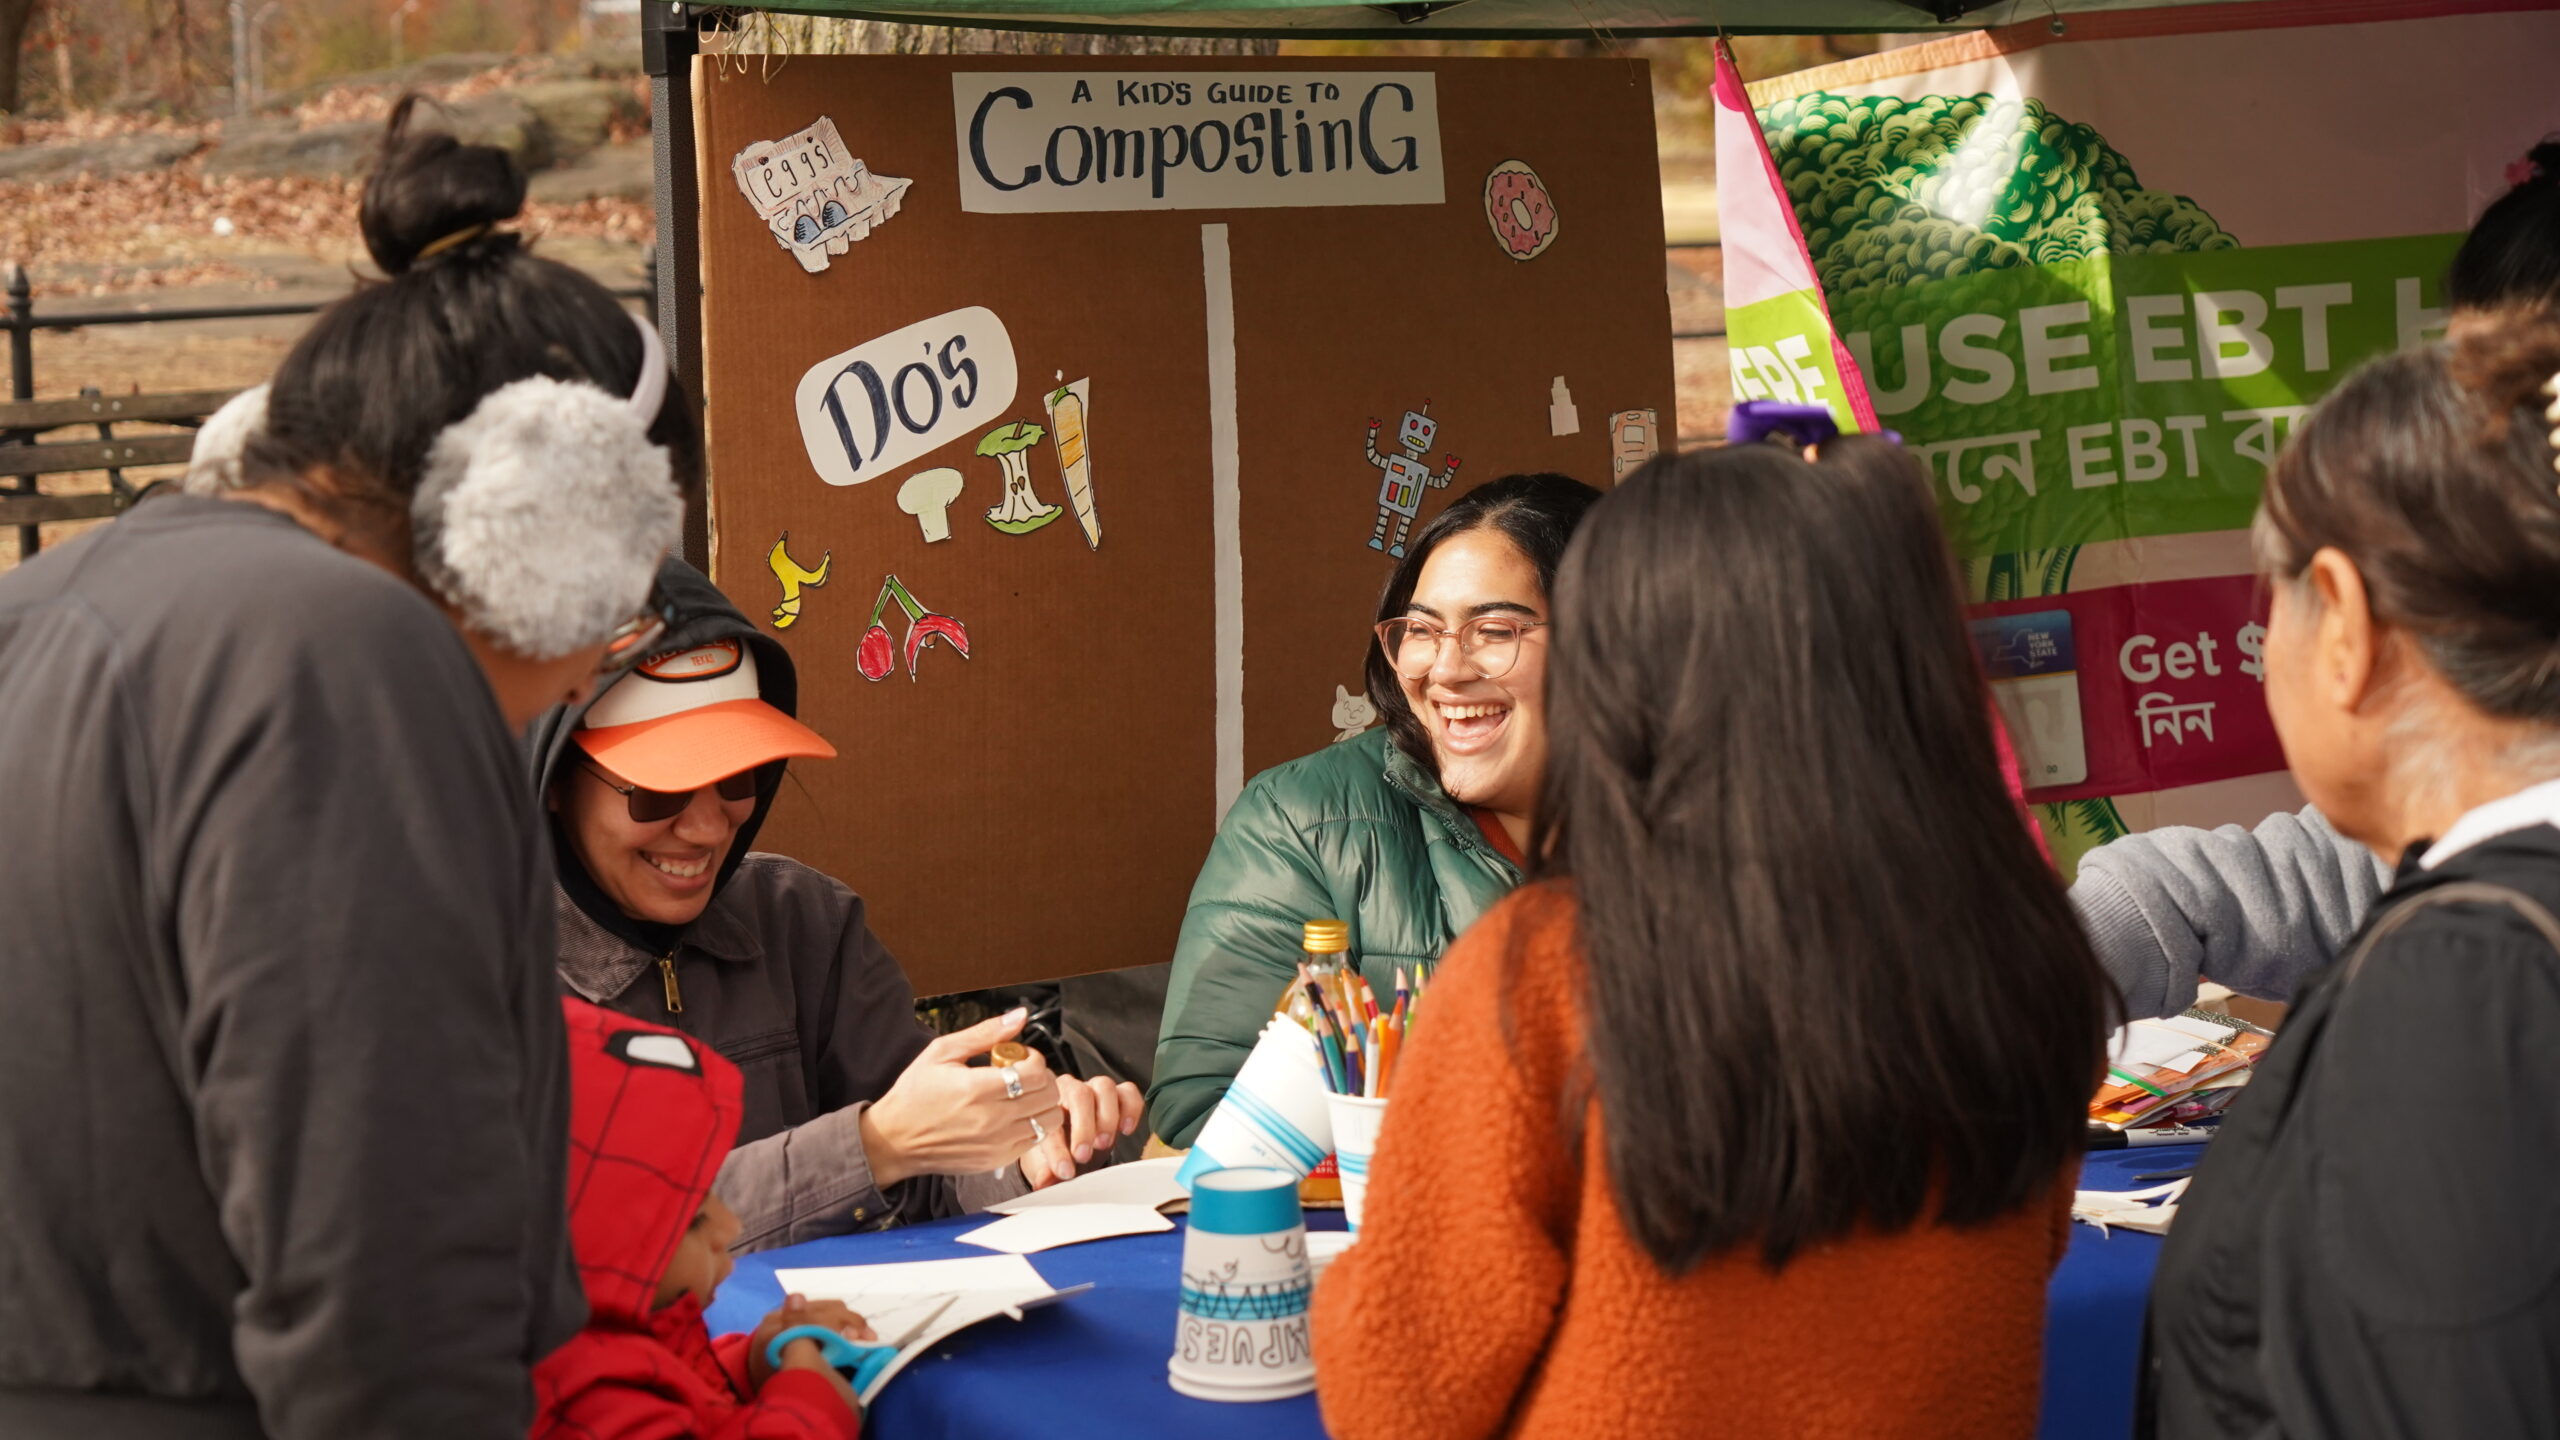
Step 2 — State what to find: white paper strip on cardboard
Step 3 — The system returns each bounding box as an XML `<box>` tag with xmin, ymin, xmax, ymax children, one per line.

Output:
<box><xmin>953</xmin><ymin>73</ymin><xmax>1444</xmax><ymax>215</ymax></box>
<box><xmin>794</xmin><ymin>306</ymin><xmax>1019</xmax><ymax>487</ymax></box>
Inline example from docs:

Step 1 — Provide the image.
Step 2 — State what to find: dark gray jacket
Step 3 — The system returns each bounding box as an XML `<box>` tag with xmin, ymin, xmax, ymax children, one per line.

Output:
<box><xmin>2145</xmin><ymin>824</ymin><xmax>2560</xmax><ymax>1438</ymax></box>
<box><xmin>0</xmin><ymin>495</ymin><xmax>579</xmax><ymax>1437</ymax></box>
<box><xmin>529</xmin><ymin>560</ymin><xmax>1020</xmax><ymax>1251</ymax></box>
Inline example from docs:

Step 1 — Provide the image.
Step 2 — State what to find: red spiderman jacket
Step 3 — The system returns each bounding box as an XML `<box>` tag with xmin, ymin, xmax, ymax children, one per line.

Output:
<box><xmin>534</xmin><ymin>998</ymin><xmax>861</xmax><ymax>1440</ymax></box>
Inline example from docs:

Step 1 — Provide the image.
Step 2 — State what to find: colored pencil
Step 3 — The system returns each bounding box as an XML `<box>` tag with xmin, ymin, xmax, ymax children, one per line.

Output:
<box><xmin>1302</xmin><ymin>981</ymin><xmax>1348</xmax><ymax>1090</ymax></box>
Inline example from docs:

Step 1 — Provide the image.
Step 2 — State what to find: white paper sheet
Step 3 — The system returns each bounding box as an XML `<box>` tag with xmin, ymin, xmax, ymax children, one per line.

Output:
<box><xmin>957</xmin><ymin>1203</ymin><xmax>1173</xmax><ymax>1254</ymax></box>
<box><xmin>987</xmin><ymin>1155</ymin><xmax>1190</xmax><ymax>1214</ymax></box>
<box><xmin>2071</xmin><ymin>1178</ymin><xmax>2190</xmax><ymax>1236</ymax></box>
<box><xmin>771</xmin><ymin>1254</ymin><xmax>1087</xmax><ymax>1401</ymax></box>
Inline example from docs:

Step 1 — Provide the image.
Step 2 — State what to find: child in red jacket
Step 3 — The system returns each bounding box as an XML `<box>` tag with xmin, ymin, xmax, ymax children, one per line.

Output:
<box><xmin>536</xmin><ymin>998</ymin><xmax>872</xmax><ymax>1439</ymax></box>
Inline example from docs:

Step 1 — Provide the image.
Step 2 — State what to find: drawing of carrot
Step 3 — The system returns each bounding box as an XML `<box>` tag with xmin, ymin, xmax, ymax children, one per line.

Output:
<box><xmin>1045</xmin><ymin>379</ymin><xmax>1097</xmax><ymax>550</ymax></box>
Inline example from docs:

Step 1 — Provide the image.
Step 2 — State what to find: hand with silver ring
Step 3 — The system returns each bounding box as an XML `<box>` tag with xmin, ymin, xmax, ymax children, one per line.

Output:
<box><xmin>855</xmin><ymin>1007</ymin><xmax>1060</xmax><ymax>1190</ymax></box>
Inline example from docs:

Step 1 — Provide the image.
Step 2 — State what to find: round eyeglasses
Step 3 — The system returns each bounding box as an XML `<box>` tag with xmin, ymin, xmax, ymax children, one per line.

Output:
<box><xmin>1373</xmin><ymin>615</ymin><xmax>1548</xmax><ymax>681</ymax></box>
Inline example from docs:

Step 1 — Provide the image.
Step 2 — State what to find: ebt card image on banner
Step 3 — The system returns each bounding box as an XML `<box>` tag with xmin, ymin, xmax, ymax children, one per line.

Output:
<box><xmin>1970</xmin><ymin>610</ymin><xmax>2086</xmax><ymax>789</ymax></box>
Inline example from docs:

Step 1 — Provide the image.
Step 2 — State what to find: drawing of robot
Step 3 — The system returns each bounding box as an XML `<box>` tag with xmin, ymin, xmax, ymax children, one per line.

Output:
<box><xmin>1362</xmin><ymin>407</ymin><xmax>1461</xmax><ymax>557</ymax></box>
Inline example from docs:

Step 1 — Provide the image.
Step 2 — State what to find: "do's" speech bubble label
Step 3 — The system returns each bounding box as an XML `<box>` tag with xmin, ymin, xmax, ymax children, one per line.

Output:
<box><xmin>795</xmin><ymin>306</ymin><xmax>1019</xmax><ymax>486</ymax></box>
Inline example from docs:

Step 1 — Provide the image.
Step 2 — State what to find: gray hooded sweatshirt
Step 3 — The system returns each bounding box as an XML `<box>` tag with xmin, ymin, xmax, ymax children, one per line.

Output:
<box><xmin>528</xmin><ymin>559</ymin><xmax>1022</xmax><ymax>1251</ymax></box>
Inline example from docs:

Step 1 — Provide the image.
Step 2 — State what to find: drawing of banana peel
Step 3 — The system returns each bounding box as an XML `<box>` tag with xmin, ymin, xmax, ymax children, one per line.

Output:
<box><xmin>1045</xmin><ymin>379</ymin><xmax>1098</xmax><ymax>550</ymax></box>
<box><xmin>768</xmin><ymin>533</ymin><xmax>831</xmax><ymax>630</ymax></box>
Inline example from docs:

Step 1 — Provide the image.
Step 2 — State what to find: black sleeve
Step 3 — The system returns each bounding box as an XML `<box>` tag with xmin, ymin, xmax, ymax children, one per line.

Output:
<box><xmin>164</xmin><ymin>581</ymin><xmax>561</xmax><ymax>1438</ymax></box>
<box><xmin>2281</xmin><ymin>901</ymin><xmax>2560</xmax><ymax>1439</ymax></box>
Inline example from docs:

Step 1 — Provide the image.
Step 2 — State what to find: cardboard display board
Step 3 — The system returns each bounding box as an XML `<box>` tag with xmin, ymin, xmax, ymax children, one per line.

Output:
<box><xmin>696</xmin><ymin>56</ymin><xmax>1672</xmax><ymax>993</ymax></box>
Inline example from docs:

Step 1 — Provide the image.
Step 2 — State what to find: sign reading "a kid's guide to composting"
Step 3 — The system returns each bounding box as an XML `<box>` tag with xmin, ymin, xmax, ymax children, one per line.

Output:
<box><xmin>952</xmin><ymin>72</ymin><xmax>1444</xmax><ymax>214</ymax></box>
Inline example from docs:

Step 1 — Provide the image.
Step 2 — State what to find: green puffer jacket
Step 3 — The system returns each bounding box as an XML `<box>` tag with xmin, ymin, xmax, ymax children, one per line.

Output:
<box><xmin>1149</xmin><ymin>727</ymin><xmax>1522</xmax><ymax>1147</ymax></box>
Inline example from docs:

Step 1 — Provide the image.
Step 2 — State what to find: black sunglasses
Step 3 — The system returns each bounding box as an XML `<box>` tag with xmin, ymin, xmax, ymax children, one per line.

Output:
<box><xmin>582</xmin><ymin>759</ymin><xmax>759</xmax><ymax>825</ymax></box>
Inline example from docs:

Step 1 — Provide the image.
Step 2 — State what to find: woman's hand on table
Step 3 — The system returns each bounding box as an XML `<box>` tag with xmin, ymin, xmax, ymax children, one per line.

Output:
<box><xmin>746</xmin><ymin>1292</ymin><xmax>875</xmax><ymax>1389</ymax></box>
<box><xmin>860</xmin><ymin>1008</ymin><xmax>1062</xmax><ymax>1189</ymax></box>
<box><xmin>1022</xmin><ymin>1075</ymin><xmax>1146</xmax><ymax>1188</ymax></box>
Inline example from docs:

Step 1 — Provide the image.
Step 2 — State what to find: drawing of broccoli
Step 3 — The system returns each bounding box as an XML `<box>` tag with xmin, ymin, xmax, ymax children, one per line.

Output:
<box><xmin>1759</xmin><ymin>91</ymin><xmax>2237</xmax><ymax>300</ymax></box>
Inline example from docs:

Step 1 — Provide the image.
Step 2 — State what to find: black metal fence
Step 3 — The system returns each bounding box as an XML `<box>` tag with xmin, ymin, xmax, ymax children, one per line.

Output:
<box><xmin>0</xmin><ymin>261</ymin><xmax>659</xmax><ymax>559</ymax></box>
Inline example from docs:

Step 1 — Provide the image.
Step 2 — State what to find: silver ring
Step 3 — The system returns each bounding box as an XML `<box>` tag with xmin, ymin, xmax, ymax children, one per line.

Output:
<box><xmin>999</xmin><ymin>1065</ymin><xmax>1024</xmax><ymax>1100</ymax></box>
<box><xmin>1028</xmin><ymin>1115</ymin><xmax>1048</xmax><ymax>1144</ymax></box>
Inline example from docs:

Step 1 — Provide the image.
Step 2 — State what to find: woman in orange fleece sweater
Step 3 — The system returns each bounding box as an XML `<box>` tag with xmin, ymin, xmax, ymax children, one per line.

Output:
<box><xmin>1313</xmin><ymin>441</ymin><xmax>2114</xmax><ymax>1440</ymax></box>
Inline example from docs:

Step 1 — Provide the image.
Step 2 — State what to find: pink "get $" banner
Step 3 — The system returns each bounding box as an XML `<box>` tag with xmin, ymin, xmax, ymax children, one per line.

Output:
<box><xmin>1975</xmin><ymin>574</ymin><xmax>2280</xmax><ymax>804</ymax></box>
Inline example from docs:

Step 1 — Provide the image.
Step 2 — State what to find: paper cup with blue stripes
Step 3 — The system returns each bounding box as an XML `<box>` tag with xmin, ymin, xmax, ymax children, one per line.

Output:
<box><xmin>1169</xmin><ymin>1167</ymin><xmax>1315</xmax><ymax>1401</ymax></box>
<box><xmin>1324</xmin><ymin>1093</ymin><xmax>1388</xmax><ymax>1232</ymax></box>
<box><xmin>1176</xmin><ymin>1017</ymin><xmax>1335</xmax><ymax>1192</ymax></box>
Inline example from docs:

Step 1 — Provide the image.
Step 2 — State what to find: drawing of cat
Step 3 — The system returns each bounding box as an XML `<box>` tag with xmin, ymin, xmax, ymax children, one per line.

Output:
<box><xmin>1331</xmin><ymin>684</ymin><xmax>1378</xmax><ymax>743</ymax></box>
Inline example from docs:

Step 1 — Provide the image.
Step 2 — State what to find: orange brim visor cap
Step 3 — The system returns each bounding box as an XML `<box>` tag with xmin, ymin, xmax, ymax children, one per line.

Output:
<box><xmin>571</xmin><ymin>639</ymin><xmax>836</xmax><ymax>793</ymax></box>
<box><xmin>575</xmin><ymin>698</ymin><xmax>836</xmax><ymax>794</ymax></box>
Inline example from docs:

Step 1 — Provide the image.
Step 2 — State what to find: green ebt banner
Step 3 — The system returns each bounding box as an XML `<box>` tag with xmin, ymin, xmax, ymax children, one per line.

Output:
<box><xmin>1719</xmin><ymin>0</ymin><xmax>2560</xmax><ymax>863</ymax></box>
<box><xmin>1733</xmin><ymin>233</ymin><xmax>2461</xmax><ymax>559</ymax></box>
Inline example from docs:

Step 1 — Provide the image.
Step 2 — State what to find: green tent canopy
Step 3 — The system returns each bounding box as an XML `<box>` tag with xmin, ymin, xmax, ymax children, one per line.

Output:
<box><xmin>698</xmin><ymin>0</ymin><xmax>2260</xmax><ymax>40</ymax></box>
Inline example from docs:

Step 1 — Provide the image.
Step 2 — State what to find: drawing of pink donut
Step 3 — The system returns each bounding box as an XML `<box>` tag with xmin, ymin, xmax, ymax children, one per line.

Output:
<box><xmin>1483</xmin><ymin>160</ymin><xmax>1559</xmax><ymax>261</ymax></box>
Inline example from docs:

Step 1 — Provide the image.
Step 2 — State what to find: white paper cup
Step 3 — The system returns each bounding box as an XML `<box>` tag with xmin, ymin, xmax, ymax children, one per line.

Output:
<box><xmin>1168</xmin><ymin>1167</ymin><xmax>1315</xmax><ymax>1402</ymax></box>
<box><xmin>1324</xmin><ymin>1093</ymin><xmax>1388</xmax><ymax>1232</ymax></box>
<box><xmin>1177</xmin><ymin>1017</ymin><xmax>1335</xmax><ymax>1191</ymax></box>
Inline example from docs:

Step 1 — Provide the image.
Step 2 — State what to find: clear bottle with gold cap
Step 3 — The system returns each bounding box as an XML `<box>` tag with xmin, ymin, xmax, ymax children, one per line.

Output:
<box><xmin>1300</xmin><ymin>918</ymin><xmax>1350</xmax><ymax>981</ymax></box>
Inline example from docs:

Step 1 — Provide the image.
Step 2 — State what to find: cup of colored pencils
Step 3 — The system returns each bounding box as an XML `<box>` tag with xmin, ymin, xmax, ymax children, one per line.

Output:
<box><xmin>1293</xmin><ymin>965</ymin><xmax>1421</xmax><ymax>1232</ymax></box>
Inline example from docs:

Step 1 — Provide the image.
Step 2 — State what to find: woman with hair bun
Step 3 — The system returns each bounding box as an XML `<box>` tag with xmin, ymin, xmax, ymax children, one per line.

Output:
<box><xmin>0</xmin><ymin>99</ymin><xmax>691</xmax><ymax>1436</ymax></box>
<box><xmin>2143</xmin><ymin>307</ymin><xmax>2560</xmax><ymax>1438</ymax></box>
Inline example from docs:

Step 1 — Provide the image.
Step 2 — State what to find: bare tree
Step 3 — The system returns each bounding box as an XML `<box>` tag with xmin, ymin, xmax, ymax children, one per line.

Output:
<box><xmin>713</xmin><ymin>12</ymin><xmax>1281</xmax><ymax>60</ymax></box>
<box><xmin>0</xmin><ymin>0</ymin><xmax>41</xmax><ymax>113</ymax></box>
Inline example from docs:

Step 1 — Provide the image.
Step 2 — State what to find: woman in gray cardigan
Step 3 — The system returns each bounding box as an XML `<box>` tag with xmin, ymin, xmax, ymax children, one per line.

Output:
<box><xmin>2074</xmin><ymin>142</ymin><xmax>2559</xmax><ymax>1016</ymax></box>
<box><xmin>2070</xmin><ymin>808</ymin><xmax>2385</xmax><ymax>1017</ymax></box>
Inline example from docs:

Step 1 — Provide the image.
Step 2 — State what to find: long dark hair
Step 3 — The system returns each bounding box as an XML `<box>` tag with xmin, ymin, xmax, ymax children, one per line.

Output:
<box><xmin>1533</xmin><ymin>444</ymin><xmax>2111</xmax><ymax>1274</ymax></box>
<box><xmin>2447</xmin><ymin>137</ymin><xmax>2560</xmax><ymax>311</ymax></box>
<box><xmin>1364</xmin><ymin>472</ymin><xmax>1603</xmax><ymax>772</ymax></box>
<box><xmin>244</xmin><ymin>96</ymin><xmax>703</xmax><ymax>547</ymax></box>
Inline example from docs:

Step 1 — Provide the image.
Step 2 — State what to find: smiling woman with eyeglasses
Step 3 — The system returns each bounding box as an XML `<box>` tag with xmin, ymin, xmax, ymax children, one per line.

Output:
<box><xmin>1147</xmin><ymin>472</ymin><xmax>1601</xmax><ymax>1150</ymax></box>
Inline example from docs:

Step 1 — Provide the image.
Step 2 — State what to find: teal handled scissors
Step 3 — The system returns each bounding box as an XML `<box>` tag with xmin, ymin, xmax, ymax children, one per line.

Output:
<box><xmin>762</xmin><ymin>1294</ymin><xmax>960</xmax><ymax>1397</ymax></box>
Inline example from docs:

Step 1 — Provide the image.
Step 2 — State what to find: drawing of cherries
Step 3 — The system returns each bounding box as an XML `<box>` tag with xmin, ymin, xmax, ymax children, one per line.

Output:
<box><xmin>857</xmin><ymin>573</ymin><xmax>971</xmax><ymax>682</ymax></box>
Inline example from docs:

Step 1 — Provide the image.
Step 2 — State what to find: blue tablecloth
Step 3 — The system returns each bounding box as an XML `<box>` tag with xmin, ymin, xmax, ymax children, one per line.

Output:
<box><xmin>705</xmin><ymin>1145</ymin><xmax>2200</xmax><ymax>1440</ymax></box>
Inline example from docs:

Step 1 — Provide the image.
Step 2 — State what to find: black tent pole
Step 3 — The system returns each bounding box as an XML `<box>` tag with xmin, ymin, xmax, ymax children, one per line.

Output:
<box><xmin>643</xmin><ymin>1</ymin><xmax>718</xmax><ymax>572</ymax></box>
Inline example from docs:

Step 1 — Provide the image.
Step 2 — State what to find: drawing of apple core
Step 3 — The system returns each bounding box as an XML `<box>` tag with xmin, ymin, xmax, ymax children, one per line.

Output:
<box><xmin>979</xmin><ymin>420</ymin><xmax>1061</xmax><ymax>535</ymax></box>
<box><xmin>1483</xmin><ymin>160</ymin><xmax>1558</xmax><ymax>261</ymax></box>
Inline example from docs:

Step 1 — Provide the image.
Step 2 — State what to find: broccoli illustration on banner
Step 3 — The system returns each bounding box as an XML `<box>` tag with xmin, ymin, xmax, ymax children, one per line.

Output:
<box><xmin>1760</xmin><ymin>91</ymin><xmax>2238</xmax><ymax>301</ymax></box>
